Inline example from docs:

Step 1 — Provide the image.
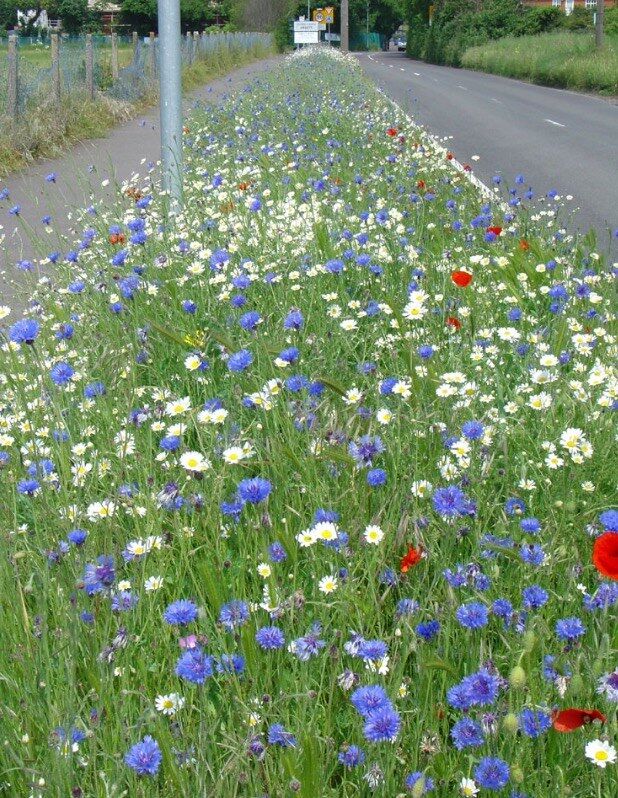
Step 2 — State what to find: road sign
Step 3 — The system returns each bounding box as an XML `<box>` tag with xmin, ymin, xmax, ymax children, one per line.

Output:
<box><xmin>294</xmin><ymin>31</ymin><xmax>320</xmax><ymax>43</ymax></box>
<box><xmin>294</xmin><ymin>20</ymin><xmax>320</xmax><ymax>32</ymax></box>
<box><xmin>313</xmin><ymin>7</ymin><xmax>334</xmax><ymax>24</ymax></box>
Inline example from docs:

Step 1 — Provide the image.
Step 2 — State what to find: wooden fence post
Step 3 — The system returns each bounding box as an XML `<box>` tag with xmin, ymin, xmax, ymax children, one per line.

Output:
<box><xmin>149</xmin><ymin>31</ymin><xmax>156</xmax><ymax>79</ymax></box>
<box><xmin>111</xmin><ymin>31</ymin><xmax>119</xmax><ymax>80</ymax></box>
<box><xmin>85</xmin><ymin>33</ymin><xmax>94</xmax><ymax>100</ymax></box>
<box><xmin>51</xmin><ymin>32</ymin><xmax>60</xmax><ymax>102</ymax></box>
<box><xmin>6</xmin><ymin>33</ymin><xmax>18</xmax><ymax>120</ymax></box>
<box><xmin>132</xmin><ymin>30</ymin><xmax>138</xmax><ymax>48</ymax></box>
<box><xmin>193</xmin><ymin>31</ymin><xmax>200</xmax><ymax>61</ymax></box>
<box><xmin>185</xmin><ymin>31</ymin><xmax>193</xmax><ymax>64</ymax></box>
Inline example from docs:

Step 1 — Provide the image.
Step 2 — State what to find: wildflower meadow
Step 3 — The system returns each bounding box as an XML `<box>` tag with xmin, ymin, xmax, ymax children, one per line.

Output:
<box><xmin>0</xmin><ymin>48</ymin><xmax>616</xmax><ymax>798</ymax></box>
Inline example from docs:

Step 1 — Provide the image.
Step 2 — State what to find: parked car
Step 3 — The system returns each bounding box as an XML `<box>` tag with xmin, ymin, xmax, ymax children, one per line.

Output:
<box><xmin>397</xmin><ymin>39</ymin><xmax>407</xmax><ymax>52</ymax></box>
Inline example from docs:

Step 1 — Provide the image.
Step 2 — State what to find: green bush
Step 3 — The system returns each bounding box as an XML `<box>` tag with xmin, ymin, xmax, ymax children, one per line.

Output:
<box><xmin>606</xmin><ymin>8</ymin><xmax>618</xmax><ymax>36</ymax></box>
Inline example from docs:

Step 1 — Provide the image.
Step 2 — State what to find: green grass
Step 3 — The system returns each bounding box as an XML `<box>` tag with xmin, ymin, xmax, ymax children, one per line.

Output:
<box><xmin>461</xmin><ymin>31</ymin><xmax>618</xmax><ymax>95</ymax></box>
<box><xmin>0</xmin><ymin>48</ymin><xmax>615</xmax><ymax>797</ymax></box>
<box><xmin>0</xmin><ymin>40</ymin><xmax>273</xmax><ymax>177</ymax></box>
<box><xmin>0</xmin><ymin>41</ymin><xmax>135</xmax><ymax>69</ymax></box>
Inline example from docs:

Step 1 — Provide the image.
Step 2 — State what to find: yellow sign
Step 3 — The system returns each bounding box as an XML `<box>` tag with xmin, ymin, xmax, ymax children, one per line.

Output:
<box><xmin>313</xmin><ymin>7</ymin><xmax>335</xmax><ymax>24</ymax></box>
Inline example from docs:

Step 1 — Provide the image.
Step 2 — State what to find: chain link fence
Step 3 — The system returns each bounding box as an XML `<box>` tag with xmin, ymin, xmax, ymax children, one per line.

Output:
<box><xmin>0</xmin><ymin>31</ymin><xmax>272</xmax><ymax>120</ymax></box>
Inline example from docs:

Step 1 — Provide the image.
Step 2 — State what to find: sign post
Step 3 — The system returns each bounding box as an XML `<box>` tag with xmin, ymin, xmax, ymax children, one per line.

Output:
<box><xmin>157</xmin><ymin>0</ymin><xmax>183</xmax><ymax>210</ymax></box>
<box><xmin>341</xmin><ymin>0</ymin><xmax>349</xmax><ymax>52</ymax></box>
<box><xmin>294</xmin><ymin>20</ymin><xmax>320</xmax><ymax>45</ymax></box>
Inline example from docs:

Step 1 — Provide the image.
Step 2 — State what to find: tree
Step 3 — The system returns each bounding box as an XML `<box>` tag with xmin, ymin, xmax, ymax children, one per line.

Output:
<box><xmin>46</xmin><ymin>0</ymin><xmax>90</xmax><ymax>33</ymax></box>
<box><xmin>0</xmin><ymin>0</ymin><xmax>19</xmax><ymax>30</ymax></box>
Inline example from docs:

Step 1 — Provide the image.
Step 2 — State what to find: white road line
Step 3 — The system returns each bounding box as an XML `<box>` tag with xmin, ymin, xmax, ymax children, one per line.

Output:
<box><xmin>457</xmin><ymin>85</ymin><xmax>469</xmax><ymax>91</ymax></box>
<box><xmin>545</xmin><ymin>118</ymin><xmax>566</xmax><ymax>127</ymax></box>
<box><xmin>490</xmin><ymin>98</ymin><xmax>502</xmax><ymax>104</ymax></box>
<box><xmin>400</xmin><ymin>67</ymin><xmax>405</xmax><ymax>71</ymax></box>
<box><xmin>413</xmin><ymin>72</ymin><xmax>421</xmax><ymax>76</ymax></box>
<box><xmin>388</xmin><ymin>65</ymin><xmax>394</xmax><ymax>68</ymax></box>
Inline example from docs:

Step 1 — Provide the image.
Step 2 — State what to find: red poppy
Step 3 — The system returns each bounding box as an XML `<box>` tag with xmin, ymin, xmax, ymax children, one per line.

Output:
<box><xmin>446</xmin><ymin>316</ymin><xmax>462</xmax><ymax>330</ymax></box>
<box><xmin>446</xmin><ymin>152</ymin><xmax>454</xmax><ymax>161</ymax></box>
<box><xmin>486</xmin><ymin>226</ymin><xmax>503</xmax><ymax>236</ymax></box>
<box><xmin>108</xmin><ymin>233</ymin><xmax>125</xmax><ymax>245</ymax></box>
<box><xmin>463</xmin><ymin>163</ymin><xmax>472</xmax><ymax>172</ymax></box>
<box><xmin>552</xmin><ymin>708</ymin><xmax>607</xmax><ymax>732</ymax></box>
<box><xmin>451</xmin><ymin>270</ymin><xmax>472</xmax><ymax>288</ymax></box>
<box><xmin>519</xmin><ymin>238</ymin><xmax>530</xmax><ymax>251</ymax></box>
<box><xmin>417</xmin><ymin>180</ymin><xmax>426</xmax><ymax>190</ymax></box>
<box><xmin>593</xmin><ymin>532</ymin><xmax>618</xmax><ymax>580</ymax></box>
<box><xmin>386</xmin><ymin>127</ymin><xmax>398</xmax><ymax>137</ymax></box>
<box><xmin>401</xmin><ymin>545</ymin><xmax>423</xmax><ymax>573</ymax></box>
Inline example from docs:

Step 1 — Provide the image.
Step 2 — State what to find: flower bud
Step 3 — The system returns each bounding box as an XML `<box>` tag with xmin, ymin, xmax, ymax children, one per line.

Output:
<box><xmin>511</xmin><ymin>764</ymin><xmax>524</xmax><ymax>784</ymax></box>
<box><xmin>522</xmin><ymin>630</ymin><xmax>536</xmax><ymax>653</ymax></box>
<box><xmin>503</xmin><ymin>712</ymin><xmax>519</xmax><ymax>734</ymax></box>
<box><xmin>509</xmin><ymin>665</ymin><xmax>527</xmax><ymax>689</ymax></box>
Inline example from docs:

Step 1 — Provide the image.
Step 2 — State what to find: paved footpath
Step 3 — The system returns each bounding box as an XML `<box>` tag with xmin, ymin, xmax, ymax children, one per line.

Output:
<box><xmin>357</xmin><ymin>50</ymin><xmax>617</xmax><ymax>258</ymax></box>
<box><xmin>0</xmin><ymin>55</ymin><xmax>283</xmax><ymax>311</ymax></box>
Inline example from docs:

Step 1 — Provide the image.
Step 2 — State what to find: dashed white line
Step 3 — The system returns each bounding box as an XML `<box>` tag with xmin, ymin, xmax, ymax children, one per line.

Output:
<box><xmin>490</xmin><ymin>98</ymin><xmax>503</xmax><ymax>104</ymax></box>
<box><xmin>545</xmin><ymin>118</ymin><xmax>566</xmax><ymax>127</ymax></box>
<box><xmin>457</xmin><ymin>85</ymin><xmax>469</xmax><ymax>91</ymax></box>
<box><xmin>413</xmin><ymin>72</ymin><xmax>421</xmax><ymax>76</ymax></box>
<box><xmin>399</xmin><ymin>67</ymin><xmax>405</xmax><ymax>71</ymax></box>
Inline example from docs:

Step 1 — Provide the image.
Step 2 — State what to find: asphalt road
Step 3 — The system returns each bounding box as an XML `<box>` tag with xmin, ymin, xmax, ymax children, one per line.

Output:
<box><xmin>357</xmin><ymin>50</ymin><xmax>618</xmax><ymax>256</ymax></box>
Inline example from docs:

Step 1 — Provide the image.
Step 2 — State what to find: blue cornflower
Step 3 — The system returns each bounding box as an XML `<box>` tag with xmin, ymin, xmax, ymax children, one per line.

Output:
<box><xmin>17</xmin><ymin>479</ymin><xmax>40</xmax><ymax>496</ymax></box>
<box><xmin>67</xmin><ymin>528</ymin><xmax>87</xmax><ymax>546</ymax></box>
<box><xmin>348</xmin><ymin>435</ymin><xmax>384</xmax><ymax>467</ymax></box>
<box><xmin>255</xmin><ymin>625</ymin><xmax>285</xmax><ymax>650</ymax></box>
<box><xmin>416</xmin><ymin>620</ymin><xmax>441</xmax><ymax>641</ymax></box>
<box><xmin>218</xmin><ymin>599</ymin><xmax>249</xmax><ymax>630</ymax></box>
<box><xmin>522</xmin><ymin>585</ymin><xmax>548</xmax><ymax>610</ymax></box>
<box><xmin>600</xmin><ymin>509</ymin><xmax>618</xmax><ymax>531</ymax></box>
<box><xmin>125</xmin><ymin>735</ymin><xmax>162</xmax><ymax>776</ymax></box>
<box><xmin>451</xmin><ymin>717</ymin><xmax>485</xmax><ymax>750</ymax></box>
<box><xmin>520</xmin><ymin>544</ymin><xmax>546</xmax><ymax>566</ymax></box>
<box><xmin>278</xmin><ymin>346</ymin><xmax>299</xmax><ymax>364</ymax></box>
<box><xmin>396</xmin><ymin>598</ymin><xmax>419</xmax><ymax>617</ymax></box>
<box><xmin>163</xmin><ymin>599</ymin><xmax>198</xmax><ymax>626</ymax></box>
<box><xmin>367</xmin><ymin>468</ymin><xmax>387</xmax><ymax>487</ymax></box>
<box><xmin>267</xmin><ymin>723</ymin><xmax>297</xmax><ymax>747</ymax></box>
<box><xmin>461</xmin><ymin>420</ymin><xmax>484</xmax><ymax>440</ymax></box>
<box><xmin>338</xmin><ymin>744</ymin><xmax>365</xmax><ymax>768</ymax></box>
<box><xmin>325</xmin><ymin>258</ymin><xmax>344</xmax><ymax>274</ymax></box>
<box><xmin>160</xmin><ymin>435</ymin><xmax>181</xmax><ymax>452</ymax></box>
<box><xmin>182</xmin><ymin>299</ymin><xmax>197</xmax><ymax>314</ymax></box>
<box><xmin>447</xmin><ymin>683</ymin><xmax>474</xmax><ymax>712</ymax></box>
<box><xmin>84</xmin><ymin>381</ymin><xmax>105</xmax><ymax>398</ymax></box>
<box><xmin>462</xmin><ymin>669</ymin><xmax>500</xmax><ymax>706</ymax></box>
<box><xmin>362</xmin><ymin>707</ymin><xmax>401</xmax><ymax>742</ymax></box>
<box><xmin>474</xmin><ymin>757</ymin><xmax>510</xmax><ymax>790</ymax></box>
<box><xmin>555</xmin><ymin>617</ymin><xmax>585</xmax><ymax>642</ymax></box>
<box><xmin>405</xmin><ymin>772</ymin><xmax>434</xmax><ymax>793</ymax></box>
<box><xmin>290</xmin><ymin>624</ymin><xmax>326</xmax><ymax>661</ymax></box>
<box><xmin>239</xmin><ymin>310</ymin><xmax>261</xmax><ymax>330</ymax></box>
<box><xmin>268</xmin><ymin>541</ymin><xmax>287</xmax><ymax>563</ymax></box>
<box><xmin>8</xmin><ymin>318</ymin><xmax>40</xmax><ymax>345</ymax></box>
<box><xmin>283</xmin><ymin>308</ymin><xmax>304</xmax><ymax>330</ymax></box>
<box><xmin>112</xmin><ymin>591</ymin><xmax>139</xmax><ymax>612</ymax></box>
<box><xmin>175</xmin><ymin>648</ymin><xmax>214</xmax><ymax>684</ymax></box>
<box><xmin>432</xmin><ymin>486</ymin><xmax>467</xmax><ymax>517</ymax></box>
<box><xmin>519</xmin><ymin>708</ymin><xmax>551</xmax><ymax>738</ymax></box>
<box><xmin>237</xmin><ymin>477</ymin><xmax>271</xmax><ymax>504</ymax></box>
<box><xmin>50</xmin><ymin>362</ymin><xmax>74</xmax><ymax>386</ymax></box>
<box><xmin>215</xmin><ymin>653</ymin><xmax>245</xmax><ymax>675</ymax></box>
<box><xmin>227</xmin><ymin>349</ymin><xmax>253</xmax><ymax>372</ymax></box>
<box><xmin>83</xmin><ymin>555</ymin><xmax>115</xmax><ymax>595</ymax></box>
<box><xmin>350</xmin><ymin>685</ymin><xmax>391</xmax><ymax>717</ymax></box>
<box><xmin>520</xmin><ymin>517</ymin><xmax>541</xmax><ymax>534</ymax></box>
<box><xmin>357</xmin><ymin>640</ymin><xmax>388</xmax><ymax>661</ymax></box>
<box><xmin>456</xmin><ymin>602</ymin><xmax>489</xmax><ymax>630</ymax></box>
<box><xmin>417</xmin><ymin>344</ymin><xmax>434</xmax><ymax>359</ymax></box>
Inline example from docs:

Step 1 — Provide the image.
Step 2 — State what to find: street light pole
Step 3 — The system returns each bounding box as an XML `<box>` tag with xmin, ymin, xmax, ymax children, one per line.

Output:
<box><xmin>157</xmin><ymin>0</ymin><xmax>183</xmax><ymax>210</ymax></box>
<box><xmin>341</xmin><ymin>0</ymin><xmax>349</xmax><ymax>52</ymax></box>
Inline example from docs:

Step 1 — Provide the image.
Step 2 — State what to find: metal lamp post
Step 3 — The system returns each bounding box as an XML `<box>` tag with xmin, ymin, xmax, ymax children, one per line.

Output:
<box><xmin>157</xmin><ymin>0</ymin><xmax>183</xmax><ymax>210</ymax></box>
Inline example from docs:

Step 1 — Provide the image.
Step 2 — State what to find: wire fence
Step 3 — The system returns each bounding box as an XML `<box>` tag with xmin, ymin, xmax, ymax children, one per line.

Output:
<box><xmin>0</xmin><ymin>31</ymin><xmax>273</xmax><ymax>120</ymax></box>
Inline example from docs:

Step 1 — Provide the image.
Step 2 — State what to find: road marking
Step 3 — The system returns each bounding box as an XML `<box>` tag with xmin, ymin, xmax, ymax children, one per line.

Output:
<box><xmin>400</xmin><ymin>67</ymin><xmax>405</xmax><ymax>71</ymax></box>
<box><xmin>388</xmin><ymin>64</ymin><xmax>394</xmax><ymax>68</ymax></box>
<box><xmin>545</xmin><ymin>118</ymin><xmax>566</xmax><ymax>127</ymax></box>
<box><xmin>490</xmin><ymin>98</ymin><xmax>502</xmax><ymax>104</ymax></box>
<box><xmin>457</xmin><ymin>85</ymin><xmax>469</xmax><ymax>91</ymax></box>
<box><xmin>413</xmin><ymin>72</ymin><xmax>421</xmax><ymax>76</ymax></box>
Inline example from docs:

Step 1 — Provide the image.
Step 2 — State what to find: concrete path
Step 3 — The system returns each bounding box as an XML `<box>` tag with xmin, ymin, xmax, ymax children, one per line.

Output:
<box><xmin>0</xmin><ymin>55</ymin><xmax>283</xmax><ymax>311</ymax></box>
<box><xmin>357</xmin><ymin>50</ymin><xmax>618</xmax><ymax>257</ymax></box>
